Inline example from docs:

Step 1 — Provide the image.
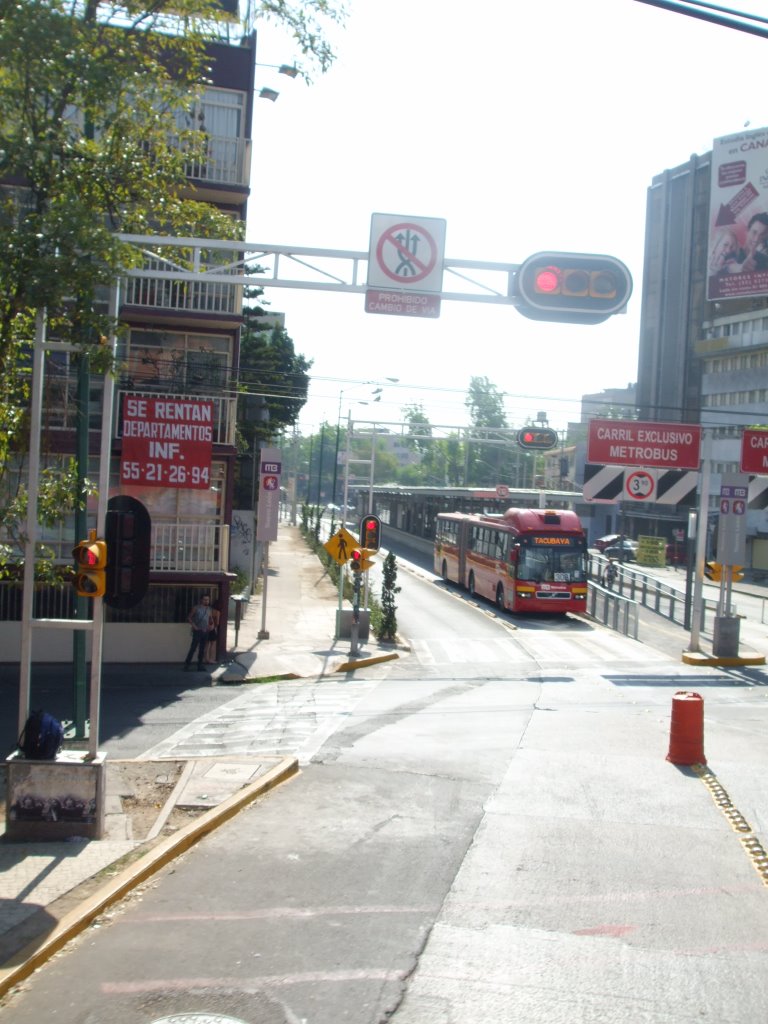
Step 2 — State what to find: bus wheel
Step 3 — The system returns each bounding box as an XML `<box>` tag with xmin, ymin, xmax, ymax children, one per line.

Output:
<box><xmin>496</xmin><ymin>583</ymin><xmax>505</xmax><ymax>610</ymax></box>
<box><xmin>468</xmin><ymin>572</ymin><xmax>475</xmax><ymax>596</ymax></box>
<box><xmin>441</xmin><ymin>559</ymin><xmax>448</xmax><ymax>581</ymax></box>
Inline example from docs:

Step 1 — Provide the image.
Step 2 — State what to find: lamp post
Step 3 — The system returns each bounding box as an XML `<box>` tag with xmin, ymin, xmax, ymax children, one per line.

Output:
<box><xmin>332</xmin><ymin>378</ymin><xmax>399</xmax><ymax>509</ymax></box>
<box><xmin>255</xmin><ymin>62</ymin><xmax>299</xmax><ymax>102</ymax></box>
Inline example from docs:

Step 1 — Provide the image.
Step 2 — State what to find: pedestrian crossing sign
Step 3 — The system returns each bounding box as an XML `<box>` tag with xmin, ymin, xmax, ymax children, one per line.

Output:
<box><xmin>324</xmin><ymin>527</ymin><xmax>358</xmax><ymax>565</ymax></box>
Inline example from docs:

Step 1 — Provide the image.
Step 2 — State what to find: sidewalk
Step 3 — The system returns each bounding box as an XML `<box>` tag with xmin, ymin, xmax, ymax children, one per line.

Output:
<box><xmin>215</xmin><ymin>523</ymin><xmax>400</xmax><ymax>682</ymax></box>
<box><xmin>1</xmin><ymin>524</ymin><xmax>399</xmax><ymax>996</ymax></box>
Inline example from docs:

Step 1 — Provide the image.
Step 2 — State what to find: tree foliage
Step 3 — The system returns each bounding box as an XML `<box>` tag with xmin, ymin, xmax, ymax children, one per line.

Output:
<box><xmin>233</xmin><ymin>296</ymin><xmax>312</xmax><ymax>505</ymax></box>
<box><xmin>237</xmin><ymin>295</ymin><xmax>312</xmax><ymax>445</ymax></box>
<box><xmin>0</xmin><ymin>0</ymin><xmax>341</xmax><ymax>554</ymax></box>
<box><xmin>465</xmin><ymin>375</ymin><xmax>507</xmax><ymax>428</ymax></box>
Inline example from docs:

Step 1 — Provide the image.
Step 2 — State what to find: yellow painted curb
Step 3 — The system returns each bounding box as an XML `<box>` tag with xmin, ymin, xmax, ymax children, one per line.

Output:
<box><xmin>335</xmin><ymin>652</ymin><xmax>400</xmax><ymax>672</ymax></box>
<box><xmin>682</xmin><ymin>652</ymin><xmax>766</xmax><ymax>666</ymax></box>
<box><xmin>0</xmin><ymin>756</ymin><xmax>299</xmax><ymax>999</ymax></box>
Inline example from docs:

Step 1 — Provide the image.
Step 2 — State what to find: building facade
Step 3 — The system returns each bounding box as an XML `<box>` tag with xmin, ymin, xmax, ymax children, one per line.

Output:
<box><xmin>1</xmin><ymin>28</ymin><xmax>259</xmax><ymax>661</ymax></box>
<box><xmin>635</xmin><ymin>135</ymin><xmax>768</xmax><ymax>570</ymax></box>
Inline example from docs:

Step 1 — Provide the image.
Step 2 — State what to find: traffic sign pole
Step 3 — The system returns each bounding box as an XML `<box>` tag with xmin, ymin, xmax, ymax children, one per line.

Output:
<box><xmin>688</xmin><ymin>433</ymin><xmax>712</xmax><ymax>654</ymax></box>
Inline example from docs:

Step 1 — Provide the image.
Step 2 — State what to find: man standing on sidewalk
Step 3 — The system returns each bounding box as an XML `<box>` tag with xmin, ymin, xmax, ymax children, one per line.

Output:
<box><xmin>184</xmin><ymin>594</ymin><xmax>212</xmax><ymax>671</ymax></box>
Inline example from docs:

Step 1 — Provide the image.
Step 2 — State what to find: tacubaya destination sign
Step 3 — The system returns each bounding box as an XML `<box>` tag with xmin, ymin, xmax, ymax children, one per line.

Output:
<box><xmin>588</xmin><ymin>418</ymin><xmax>702</xmax><ymax>470</ymax></box>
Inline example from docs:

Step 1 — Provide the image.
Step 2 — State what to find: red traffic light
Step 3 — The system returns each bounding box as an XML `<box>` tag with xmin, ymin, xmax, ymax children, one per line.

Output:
<box><xmin>350</xmin><ymin>548</ymin><xmax>363</xmax><ymax>572</ymax></box>
<box><xmin>517</xmin><ymin>427</ymin><xmax>559</xmax><ymax>451</ymax></box>
<box><xmin>72</xmin><ymin>533</ymin><xmax>107</xmax><ymax>598</ymax></box>
<box><xmin>516</xmin><ymin>252</ymin><xmax>632</xmax><ymax>324</ymax></box>
<box><xmin>533</xmin><ymin>266</ymin><xmax>561</xmax><ymax>293</ymax></box>
<box><xmin>359</xmin><ymin>514</ymin><xmax>382</xmax><ymax>552</ymax></box>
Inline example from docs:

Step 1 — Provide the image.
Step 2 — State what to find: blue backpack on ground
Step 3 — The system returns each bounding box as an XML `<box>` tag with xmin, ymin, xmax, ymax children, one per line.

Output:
<box><xmin>18</xmin><ymin>710</ymin><xmax>64</xmax><ymax>760</ymax></box>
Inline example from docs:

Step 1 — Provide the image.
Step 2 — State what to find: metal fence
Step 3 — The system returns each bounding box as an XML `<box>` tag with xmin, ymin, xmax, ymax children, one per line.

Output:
<box><xmin>587</xmin><ymin>580</ymin><xmax>640</xmax><ymax>640</ymax></box>
<box><xmin>0</xmin><ymin>583</ymin><xmax>220</xmax><ymax>624</ymax></box>
<box><xmin>589</xmin><ymin>556</ymin><xmax>718</xmax><ymax>638</ymax></box>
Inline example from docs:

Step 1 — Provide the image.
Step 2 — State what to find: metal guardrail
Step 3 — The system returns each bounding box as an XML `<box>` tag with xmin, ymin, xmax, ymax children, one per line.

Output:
<box><xmin>587</xmin><ymin>579</ymin><xmax>639</xmax><ymax>639</ymax></box>
<box><xmin>588</xmin><ymin>555</ymin><xmax>718</xmax><ymax>639</ymax></box>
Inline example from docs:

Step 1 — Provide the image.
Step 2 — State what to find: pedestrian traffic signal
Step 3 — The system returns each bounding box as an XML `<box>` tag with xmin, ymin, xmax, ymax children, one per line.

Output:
<box><xmin>73</xmin><ymin>531</ymin><xmax>107</xmax><ymax>598</ymax></box>
<box><xmin>349</xmin><ymin>547</ymin><xmax>374</xmax><ymax>572</ymax></box>
<box><xmin>360</xmin><ymin>514</ymin><xmax>382</xmax><ymax>552</ymax></box>
<box><xmin>104</xmin><ymin>496</ymin><xmax>151</xmax><ymax>609</ymax></box>
<box><xmin>517</xmin><ymin>427</ymin><xmax>559</xmax><ymax>451</ymax></box>
<box><xmin>704</xmin><ymin>561</ymin><xmax>722</xmax><ymax>581</ymax></box>
<box><xmin>515</xmin><ymin>252</ymin><xmax>633</xmax><ymax>324</ymax></box>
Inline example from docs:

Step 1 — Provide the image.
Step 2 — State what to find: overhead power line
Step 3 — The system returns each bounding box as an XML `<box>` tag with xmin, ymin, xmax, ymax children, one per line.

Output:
<box><xmin>632</xmin><ymin>0</ymin><xmax>768</xmax><ymax>39</ymax></box>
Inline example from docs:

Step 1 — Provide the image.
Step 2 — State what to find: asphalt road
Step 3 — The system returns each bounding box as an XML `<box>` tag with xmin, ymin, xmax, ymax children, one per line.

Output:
<box><xmin>3</xmin><ymin>542</ymin><xmax>768</xmax><ymax>1022</ymax></box>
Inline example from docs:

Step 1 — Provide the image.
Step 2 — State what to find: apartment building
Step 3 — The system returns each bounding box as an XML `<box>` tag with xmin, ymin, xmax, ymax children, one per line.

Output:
<box><xmin>0</xmin><ymin>25</ymin><xmax>258</xmax><ymax>661</ymax></box>
<box><xmin>635</xmin><ymin>128</ymin><xmax>768</xmax><ymax>570</ymax></box>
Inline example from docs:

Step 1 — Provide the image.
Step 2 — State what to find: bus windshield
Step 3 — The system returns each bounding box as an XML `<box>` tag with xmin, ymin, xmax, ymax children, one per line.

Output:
<box><xmin>515</xmin><ymin>535</ymin><xmax>587</xmax><ymax>584</ymax></box>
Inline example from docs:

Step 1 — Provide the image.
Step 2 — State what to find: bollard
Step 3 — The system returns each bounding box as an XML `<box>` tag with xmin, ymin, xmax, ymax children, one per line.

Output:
<box><xmin>666</xmin><ymin>690</ymin><xmax>706</xmax><ymax>765</ymax></box>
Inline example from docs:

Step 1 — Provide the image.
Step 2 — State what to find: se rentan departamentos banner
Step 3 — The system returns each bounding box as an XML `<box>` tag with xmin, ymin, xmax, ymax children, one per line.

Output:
<box><xmin>121</xmin><ymin>395</ymin><xmax>213</xmax><ymax>489</ymax></box>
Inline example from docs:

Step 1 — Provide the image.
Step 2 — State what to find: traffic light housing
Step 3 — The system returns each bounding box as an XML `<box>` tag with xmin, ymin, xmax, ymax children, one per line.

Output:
<box><xmin>515</xmin><ymin>251</ymin><xmax>633</xmax><ymax>324</ymax></box>
<box><xmin>731</xmin><ymin>565</ymin><xmax>744</xmax><ymax>583</ymax></box>
<box><xmin>517</xmin><ymin>427</ymin><xmax>559</xmax><ymax>451</ymax></box>
<box><xmin>349</xmin><ymin>547</ymin><xmax>374</xmax><ymax>573</ymax></box>
<box><xmin>704</xmin><ymin>561</ymin><xmax>722</xmax><ymax>581</ymax></box>
<box><xmin>104</xmin><ymin>495</ymin><xmax>151</xmax><ymax>609</ymax></box>
<box><xmin>73</xmin><ymin>531</ymin><xmax>107</xmax><ymax>598</ymax></box>
<box><xmin>360</xmin><ymin>514</ymin><xmax>382</xmax><ymax>552</ymax></box>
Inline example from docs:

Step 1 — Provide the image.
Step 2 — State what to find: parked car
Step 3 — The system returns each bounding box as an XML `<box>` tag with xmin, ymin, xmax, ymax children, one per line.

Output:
<box><xmin>594</xmin><ymin>534</ymin><xmax>621</xmax><ymax>552</ymax></box>
<box><xmin>603</xmin><ymin>541</ymin><xmax>638</xmax><ymax>562</ymax></box>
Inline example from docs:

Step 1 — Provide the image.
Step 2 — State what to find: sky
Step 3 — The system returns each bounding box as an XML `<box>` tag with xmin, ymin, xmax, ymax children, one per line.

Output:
<box><xmin>245</xmin><ymin>0</ymin><xmax>768</xmax><ymax>437</ymax></box>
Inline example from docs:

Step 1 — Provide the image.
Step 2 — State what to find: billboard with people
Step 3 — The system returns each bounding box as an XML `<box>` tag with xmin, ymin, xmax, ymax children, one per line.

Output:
<box><xmin>708</xmin><ymin>126</ymin><xmax>768</xmax><ymax>301</ymax></box>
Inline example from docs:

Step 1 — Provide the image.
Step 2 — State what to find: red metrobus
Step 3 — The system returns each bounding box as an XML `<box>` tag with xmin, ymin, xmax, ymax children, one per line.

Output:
<box><xmin>434</xmin><ymin>507</ymin><xmax>588</xmax><ymax>614</ymax></box>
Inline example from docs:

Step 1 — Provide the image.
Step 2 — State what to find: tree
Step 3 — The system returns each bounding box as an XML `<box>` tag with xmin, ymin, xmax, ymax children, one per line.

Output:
<box><xmin>234</xmin><ymin>294</ymin><xmax>312</xmax><ymax>505</ymax></box>
<box><xmin>0</xmin><ymin>0</ymin><xmax>342</xmax><ymax>561</ymax></box>
<box><xmin>464</xmin><ymin>376</ymin><xmax>508</xmax><ymax>485</ymax></box>
<box><xmin>377</xmin><ymin>551</ymin><xmax>400</xmax><ymax>642</ymax></box>
<box><xmin>238</xmin><ymin>295</ymin><xmax>312</xmax><ymax>436</ymax></box>
<box><xmin>402</xmin><ymin>403</ymin><xmax>432</xmax><ymax>455</ymax></box>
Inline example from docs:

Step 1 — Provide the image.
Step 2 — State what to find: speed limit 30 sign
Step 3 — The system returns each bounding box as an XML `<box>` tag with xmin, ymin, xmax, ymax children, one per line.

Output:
<box><xmin>625</xmin><ymin>469</ymin><xmax>656</xmax><ymax>501</ymax></box>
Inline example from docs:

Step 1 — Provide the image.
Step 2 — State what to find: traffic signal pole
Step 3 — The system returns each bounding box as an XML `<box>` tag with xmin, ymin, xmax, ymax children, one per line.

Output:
<box><xmin>73</xmin><ymin>350</ymin><xmax>89</xmax><ymax>738</ymax></box>
<box><xmin>86</xmin><ymin>283</ymin><xmax>120</xmax><ymax>759</ymax></box>
<box><xmin>17</xmin><ymin>288</ymin><xmax>119</xmax><ymax>758</ymax></box>
<box><xmin>687</xmin><ymin>433</ymin><xmax>712</xmax><ymax>655</ymax></box>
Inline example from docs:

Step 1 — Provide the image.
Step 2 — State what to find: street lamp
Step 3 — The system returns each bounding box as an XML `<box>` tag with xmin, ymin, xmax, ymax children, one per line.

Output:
<box><xmin>256</xmin><ymin>62</ymin><xmax>300</xmax><ymax>102</ymax></box>
<box><xmin>331</xmin><ymin>379</ymin><xmax>399</xmax><ymax>507</ymax></box>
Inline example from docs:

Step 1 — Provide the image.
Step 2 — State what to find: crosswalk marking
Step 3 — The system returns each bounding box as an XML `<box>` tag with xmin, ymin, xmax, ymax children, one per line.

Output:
<box><xmin>408</xmin><ymin>631</ymin><xmax>670</xmax><ymax>668</ymax></box>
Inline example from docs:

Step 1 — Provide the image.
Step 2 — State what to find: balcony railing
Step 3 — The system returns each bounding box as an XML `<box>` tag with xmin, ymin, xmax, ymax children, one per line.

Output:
<box><xmin>151</xmin><ymin>521</ymin><xmax>229</xmax><ymax>573</ymax></box>
<box><xmin>123</xmin><ymin>271</ymin><xmax>240</xmax><ymax>316</ymax></box>
<box><xmin>183</xmin><ymin>134</ymin><xmax>250</xmax><ymax>187</ymax></box>
<box><xmin>0</xmin><ymin>522</ymin><xmax>230</xmax><ymax>576</ymax></box>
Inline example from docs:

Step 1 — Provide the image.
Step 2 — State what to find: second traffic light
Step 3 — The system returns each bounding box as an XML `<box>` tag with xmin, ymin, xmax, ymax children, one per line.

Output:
<box><xmin>517</xmin><ymin>427</ymin><xmax>559</xmax><ymax>451</ymax></box>
<box><xmin>73</xmin><ymin>531</ymin><xmax>107</xmax><ymax>598</ymax></box>
<box><xmin>349</xmin><ymin>548</ymin><xmax>374</xmax><ymax>573</ymax></box>
<box><xmin>360</xmin><ymin>514</ymin><xmax>382</xmax><ymax>552</ymax></box>
<box><xmin>515</xmin><ymin>251</ymin><xmax>633</xmax><ymax>324</ymax></box>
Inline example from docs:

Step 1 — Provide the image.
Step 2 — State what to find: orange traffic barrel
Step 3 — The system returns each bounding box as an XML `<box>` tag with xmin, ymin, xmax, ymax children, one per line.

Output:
<box><xmin>667</xmin><ymin>691</ymin><xmax>706</xmax><ymax>765</ymax></box>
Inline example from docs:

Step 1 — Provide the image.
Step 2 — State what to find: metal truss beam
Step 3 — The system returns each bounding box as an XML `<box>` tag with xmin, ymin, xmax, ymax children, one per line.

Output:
<box><xmin>117</xmin><ymin>234</ymin><xmax>521</xmax><ymax>306</ymax></box>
